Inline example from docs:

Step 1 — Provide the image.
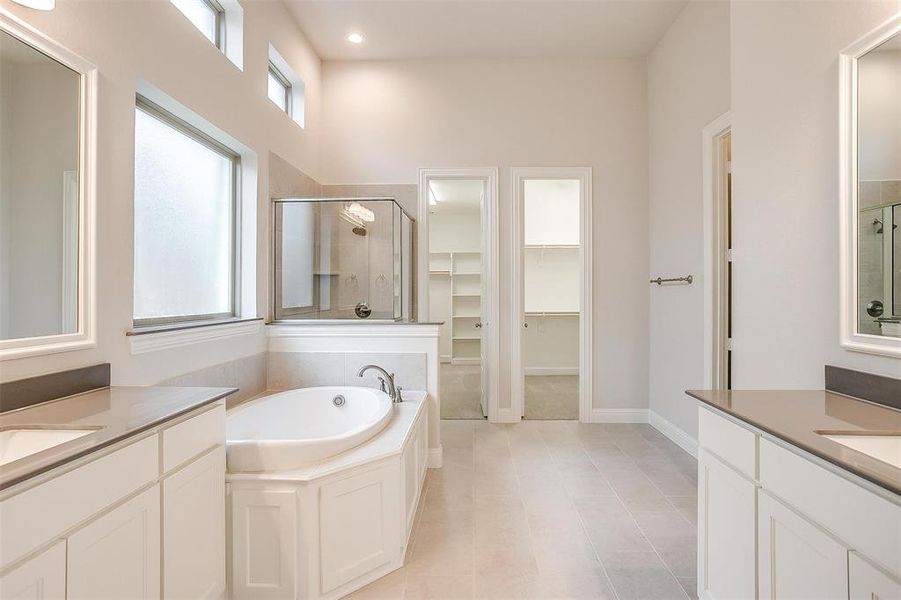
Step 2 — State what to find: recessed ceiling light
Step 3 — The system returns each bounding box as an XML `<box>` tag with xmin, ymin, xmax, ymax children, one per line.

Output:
<box><xmin>11</xmin><ymin>0</ymin><xmax>54</xmax><ymax>9</ymax></box>
<box><xmin>347</xmin><ymin>32</ymin><xmax>364</xmax><ymax>44</ymax></box>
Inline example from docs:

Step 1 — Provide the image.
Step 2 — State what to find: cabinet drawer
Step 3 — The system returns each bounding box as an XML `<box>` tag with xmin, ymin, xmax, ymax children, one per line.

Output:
<box><xmin>760</xmin><ymin>437</ymin><xmax>901</xmax><ymax>578</ymax></box>
<box><xmin>0</xmin><ymin>434</ymin><xmax>158</xmax><ymax>570</ymax></box>
<box><xmin>698</xmin><ymin>407</ymin><xmax>758</xmax><ymax>479</ymax></box>
<box><xmin>850</xmin><ymin>552</ymin><xmax>901</xmax><ymax>600</ymax></box>
<box><xmin>162</xmin><ymin>403</ymin><xmax>225</xmax><ymax>473</ymax></box>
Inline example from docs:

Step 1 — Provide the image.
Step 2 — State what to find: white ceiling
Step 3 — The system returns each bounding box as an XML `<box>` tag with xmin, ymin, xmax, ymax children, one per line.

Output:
<box><xmin>283</xmin><ymin>1</ymin><xmax>689</xmax><ymax>61</ymax></box>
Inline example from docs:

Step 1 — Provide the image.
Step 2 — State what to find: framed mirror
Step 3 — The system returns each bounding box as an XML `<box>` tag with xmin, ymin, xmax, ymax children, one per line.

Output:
<box><xmin>0</xmin><ymin>13</ymin><xmax>96</xmax><ymax>359</ymax></box>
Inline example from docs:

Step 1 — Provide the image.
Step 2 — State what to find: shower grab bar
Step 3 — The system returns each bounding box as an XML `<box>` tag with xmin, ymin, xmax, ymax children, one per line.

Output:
<box><xmin>650</xmin><ymin>275</ymin><xmax>693</xmax><ymax>285</ymax></box>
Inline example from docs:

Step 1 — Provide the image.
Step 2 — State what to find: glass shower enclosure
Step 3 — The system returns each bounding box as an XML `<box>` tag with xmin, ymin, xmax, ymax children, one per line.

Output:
<box><xmin>273</xmin><ymin>198</ymin><xmax>414</xmax><ymax>321</ymax></box>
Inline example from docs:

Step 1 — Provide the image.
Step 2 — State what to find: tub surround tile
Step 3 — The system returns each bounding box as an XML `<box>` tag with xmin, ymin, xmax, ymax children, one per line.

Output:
<box><xmin>160</xmin><ymin>353</ymin><xmax>266</xmax><ymax>409</ymax></box>
<box><xmin>345</xmin><ymin>352</ymin><xmax>427</xmax><ymax>392</ymax></box>
<box><xmin>267</xmin><ymin>351</ymin><xmax>428</xmax><ymax>393</ymax></box>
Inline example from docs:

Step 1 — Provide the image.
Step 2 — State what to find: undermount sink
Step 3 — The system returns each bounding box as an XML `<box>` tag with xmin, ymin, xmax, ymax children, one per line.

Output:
<box><xmin>0</xmin><ymin>427</ymin><xmax>100</xmax><ymax>467</ymax></box>
<box><xmin>819</xmin><ymin>432</ymin><xmax>901</xmax><ymax>469</ymax></box>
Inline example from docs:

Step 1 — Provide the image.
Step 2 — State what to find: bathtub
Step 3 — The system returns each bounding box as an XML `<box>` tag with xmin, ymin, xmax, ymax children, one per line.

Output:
<box><xmin>226</xmin><ymin>390</ymin><xmax>429</xmax><ymax>600</ymax></box>
<box><xmin>226</xmin><ymin>386</ymin><xmax>394</xmax><ymax>473</ymax></box>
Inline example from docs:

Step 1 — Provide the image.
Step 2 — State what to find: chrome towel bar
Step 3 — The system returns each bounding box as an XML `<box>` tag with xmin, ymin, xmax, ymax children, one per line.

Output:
<box><xmin>650</xmin><ymin>275</ymin><xmax>693</xmax><ymax>285</ymax></box>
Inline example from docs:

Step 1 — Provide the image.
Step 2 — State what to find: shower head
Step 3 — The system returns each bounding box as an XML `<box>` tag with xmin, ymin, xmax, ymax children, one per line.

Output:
<box><xmin>352</xmin><ymin>226</ymin><xmax>367</xmax><ymax>236</ymax></box>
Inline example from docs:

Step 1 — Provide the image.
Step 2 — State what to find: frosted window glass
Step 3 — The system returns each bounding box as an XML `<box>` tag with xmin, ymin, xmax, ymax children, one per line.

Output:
<box><xmin>133</xmin><ymin>107</ymin><xmax>234</xmax><ymax>322</ymax></box>
<box><xmin>171</xmin><ymin>0</ymin><xmax>218</xmax><ymax>45</ymax></box>
<box><xmin>268</xmin><ymin>68</ymin><xmax>288</xmax><ymax>112</ymax></box>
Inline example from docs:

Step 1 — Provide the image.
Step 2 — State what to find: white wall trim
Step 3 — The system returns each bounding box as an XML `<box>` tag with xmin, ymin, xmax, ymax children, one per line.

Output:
<box><xmin>701</xmin><ymin>111</ymin><xmax>732</xmax><ymax>389</ymax></box>
<box><xmin>511</xmin><ymin>167</ymin><xmax>593</xmax><ymax>423</ymax></box>
<box><xmin>0</xmin><ymin>10</ymin><xmax>98</xmax><ymax>362</ymax></box>
<box><xmin>417</xmin><ymin>168</ymin><xmax>500</xmax><ymax>422</ymax></box>
<box><xmin>588</xmin><ymin>408</ymin><xmax>648</xmax><ymax>423</ymax></box>
<box><xmin>648</xmin><ymin>410</ymin><xmax>699</xmax><ymax>458</ymax></box>
<box><xmin>838</xmin><ymin>14</ymin><xmax>901</xmax><ymax>358</ymax></box>
<box><xmin>129</xmin><ymin>319</ymin><xmax>263</xmax><ymax>354</ymax></box>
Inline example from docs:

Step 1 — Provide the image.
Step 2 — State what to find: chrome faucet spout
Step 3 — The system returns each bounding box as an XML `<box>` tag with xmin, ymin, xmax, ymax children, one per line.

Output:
<box><xmin>356</xmin><ymin>364</ymin><xmax>400</xmax><ymax>402</ymax></box>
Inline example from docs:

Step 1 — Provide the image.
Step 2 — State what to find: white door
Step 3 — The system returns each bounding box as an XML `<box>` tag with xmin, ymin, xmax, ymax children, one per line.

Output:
<box><xmin>698</xmin><ymin>450</ymin><xmax>757</xmax><ymax>600</ymax></box>
<box><xmin>849</xmin><ymin>552</ymin><xmax>901</xmax><ymax>600</ymax></box>
<box><xmin>758</xmin><ymin>491</ymin><xmax>849</xmax><ymax>600</ymax></box>
<box><xmin>163</xmin><ymin>447</ymin><xmax>225</xmax><ymax>600</ymax></box>
<box><xmin>0</xmin><ymin>541</ymin><xmax>65</xmax><ymax>600</ymax></box>
<box><xmin>67</xmin><ymin>485</ymin><xmax>161</xmax><ymax>600</ymax></box>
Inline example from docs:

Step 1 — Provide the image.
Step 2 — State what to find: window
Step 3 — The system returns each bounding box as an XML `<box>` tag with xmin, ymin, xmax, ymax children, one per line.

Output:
<box><xmin>171</xmin><ymin>0</ymin><xmax>224</xmax><ymax>48</ymax></box>
<box><xmin>268</xmin><ymin>44</ymin><xmax>305</xmax><ymax>128</ymax></box>
<box><xmin>267</xmin><ymin>62</ymin><xmax>291</xmax><ymax>114</ymax></box>
<box><xmin>133</xmin><ymin>97</ymin><xmax>239</xmax><ymax>327</ymax></box>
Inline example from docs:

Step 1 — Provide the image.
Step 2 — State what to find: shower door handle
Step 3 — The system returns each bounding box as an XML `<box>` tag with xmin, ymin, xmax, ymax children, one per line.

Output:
<box><xmin>475</xmin><ymin>322</ymin><xmax>482</xmax><ymax>328</ymax></box>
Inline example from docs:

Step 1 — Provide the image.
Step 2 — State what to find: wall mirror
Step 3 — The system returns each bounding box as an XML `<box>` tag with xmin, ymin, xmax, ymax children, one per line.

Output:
<box><xmin>0</xmin><ymin>14</ymin><xmax>96</xmax><ymax>359</ymax></box>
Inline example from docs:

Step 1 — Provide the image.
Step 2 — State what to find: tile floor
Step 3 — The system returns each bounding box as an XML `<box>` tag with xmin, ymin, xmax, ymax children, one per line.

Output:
<box><xmin>524</xmin><ymin>376</ymin><xmax>579</xmax><ymax>420</ymax></box>
<box><xmin>441</xmin><ymin>366</ymin><xmax>580</xmax><ymax>421</ymax></box>
<box><xmin>349</xmin><ymin>420</ymin><xmax>698</xmax><ymax>600</ymax></box>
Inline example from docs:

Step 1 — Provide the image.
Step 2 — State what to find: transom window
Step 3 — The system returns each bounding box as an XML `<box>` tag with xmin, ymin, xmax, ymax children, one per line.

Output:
<box><xmin>171</xmin><ymin>0</ymin><xmax>225</xmax><ymax>49</ymax></box>
<box><xmin>133</xmin><ymin>97</ymin><xmax>239</xmax><ymax>327</ymax></box>
<box><xmin>267</xmin><ymin>62</ymin><xmax>291</xmax><ymax>115</ymax></box>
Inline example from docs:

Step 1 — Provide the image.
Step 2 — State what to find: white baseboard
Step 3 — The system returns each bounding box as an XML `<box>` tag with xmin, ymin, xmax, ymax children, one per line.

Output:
<box><xmin>588</xmin><ymin>408</ymin><xmax>649</xmax><ymax>423</ymax></box>
<box><xmin>648</xmin><ymin>410</ymin><xmax>698</xmax><ymax>458</ymax></box>
<box><xmin>427</xmin><ymin>446</ymin><xmax>443</xmax><ymax>468</ymax></box>
<box><xmin>524</xmin><ymin>367</ymin><xmax>579</xmax><ymax>376</ymax></box>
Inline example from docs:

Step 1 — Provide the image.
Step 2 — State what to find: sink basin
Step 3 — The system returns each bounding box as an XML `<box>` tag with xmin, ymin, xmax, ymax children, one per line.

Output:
<box><xmin>0</xmin><ymin>428</ymin><xmax>99</xmax><ymax>467</ymax></box>
<box><xmin>820</xmin><ymin>432</ymin><xmax>901</xmax><ymax>469</ymax></box>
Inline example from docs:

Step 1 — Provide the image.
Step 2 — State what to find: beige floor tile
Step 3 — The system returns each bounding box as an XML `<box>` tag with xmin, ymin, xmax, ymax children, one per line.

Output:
<box><xmin>345</xmin><ymin>568</ymin><xmax>407</xmax><ymax>599</ymax></box>
<box><xmin>602</xmin><ymin>551</ymin><xmax>690</xmax><ymax>600</ymax></box>
<box><xmin>405</xmin><ymin>575</ymin><xmax>474</xmax><ymax>599</ymax></box>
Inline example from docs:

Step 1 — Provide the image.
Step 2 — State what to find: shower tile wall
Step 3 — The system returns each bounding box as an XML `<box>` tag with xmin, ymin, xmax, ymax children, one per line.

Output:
<box><xmin>159</xmin><ymin>352</ymin><xmax>267</xmax><ymax>408</ymax></box>
<box><xmin>268</xmin><ymin>351</ymin><xmax>427</xmax><ymax>392</ymax></box>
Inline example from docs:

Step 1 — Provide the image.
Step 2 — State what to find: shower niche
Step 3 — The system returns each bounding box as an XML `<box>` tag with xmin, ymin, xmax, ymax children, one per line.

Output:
<box><xmin>273</xmin><ymin>198</ymin><xmax>414</xmax><ymax>321</ymax></box>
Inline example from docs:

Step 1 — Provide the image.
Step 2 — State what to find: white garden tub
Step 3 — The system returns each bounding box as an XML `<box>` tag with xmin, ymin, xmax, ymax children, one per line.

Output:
<box><xmin>226</xmin><ymin>386</ymin><xmax>394</xmax><ymax>473</ymax></box>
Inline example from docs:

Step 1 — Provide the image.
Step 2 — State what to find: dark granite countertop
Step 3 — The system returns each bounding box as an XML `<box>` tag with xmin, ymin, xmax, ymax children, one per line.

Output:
<box><xmin>687</xmin><ymin>389</ymin><xmax>901</xmax><ymax>496</ymax></box>
<box><xmin>0</xmin><ymin>385</ymin><xmax>235</xmax><ymax>491</ymax></box>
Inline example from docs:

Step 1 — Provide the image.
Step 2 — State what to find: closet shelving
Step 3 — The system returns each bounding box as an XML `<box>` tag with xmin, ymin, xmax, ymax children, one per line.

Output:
<box><xmin>429</xmin><ymin>251</ymin><xmax>482</xmax><ymax>363</ymax></box>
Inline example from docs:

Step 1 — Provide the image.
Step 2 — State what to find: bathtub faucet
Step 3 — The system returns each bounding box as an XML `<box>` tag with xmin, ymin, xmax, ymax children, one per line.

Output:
<box><xmin>356</xmin><ymin>365</ymin><xmax>400</xmax><ymax>403</ymax></box>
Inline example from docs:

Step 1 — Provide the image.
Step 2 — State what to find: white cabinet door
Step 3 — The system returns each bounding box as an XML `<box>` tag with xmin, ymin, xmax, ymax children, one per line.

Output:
<box><xmin>67</xmin><ymin>486</ymin><xmax>161</xmax><ymax>600</ymax></box>
<box><xmin>850</xmin><ymin>552</ymin><xmax>901</xmax><ymax>600</ymax></box>
<box><xmin>163</xmin><ymin>446</ymin><xmax>225</xmax><ymax>600</ymax></box>
<box><xmin>758</xmin><ymin>491</ymin><xmax>848</xmax><ymax>600</ymax></box>
<box><xmin>0</xmin><ymin>541</ymin><xmax>65</xmax><ymax>600</ymax></box>
<box><xmin>698</xmin><ymin>449</ymin><xmax>757</xmax><ymax>600</ymax></box>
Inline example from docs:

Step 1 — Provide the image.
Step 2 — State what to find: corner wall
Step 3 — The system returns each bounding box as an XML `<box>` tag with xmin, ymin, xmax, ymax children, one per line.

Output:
<box><xmin>647</xmin><ymin>1</ymin><xmax>731</xmax><ymax>440</ymax></box>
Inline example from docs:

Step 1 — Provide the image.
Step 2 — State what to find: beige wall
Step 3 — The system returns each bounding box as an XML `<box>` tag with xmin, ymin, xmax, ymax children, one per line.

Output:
<box><xmin>730</xmin><ymin>0</ymin><xmax>901</xmax><ymax>388</ymax></box>
<box><xmin>647</xmin><ymin>1</ymin><xmax>731</xmax><ymax>438</ymax></box>
<box><xmin>321</xmin><ymin>58</ymin><xmax>650</xmax><ymax>413</ymax></box>
<box><xmin>0</xmin><ymin>0</ymin><xmax>322</xmax><ymax>383</ymax></box>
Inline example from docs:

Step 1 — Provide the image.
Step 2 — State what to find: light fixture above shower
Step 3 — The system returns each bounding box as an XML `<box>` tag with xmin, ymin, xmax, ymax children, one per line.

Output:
<box><xmin>341</xmin><ymin>201</ymin><xmax>376</xmax><ymax>229</ymax></box>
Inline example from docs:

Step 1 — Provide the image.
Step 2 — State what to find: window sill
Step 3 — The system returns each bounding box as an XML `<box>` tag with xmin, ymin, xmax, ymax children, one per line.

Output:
<box><xmin>128</xmin><ymin>318</ymin><xmax>263</xmax><ymax>354</ymax></box>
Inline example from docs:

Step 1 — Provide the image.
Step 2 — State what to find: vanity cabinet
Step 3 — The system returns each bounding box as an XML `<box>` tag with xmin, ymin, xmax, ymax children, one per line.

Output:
<box><xmin>67</xmin><ymin>486</ymin><xmax>162</xmax><ymax>600</ymax></box>
<box><xmin>0</xmin><ymin>542</ymin><xmax>66</xmax><ymax>600</ymax></box>
<box><xmin>0</xmin><ymin>402</ymin><xmax>226</xmax><ymax>600</ymax></box>
<box><xmin>698</xmin><ymin>406</ymin><xmax>901</xmax><ymax>600</ymax></box>
<box><xmin>757</xmin><ymin>491</ymin><xmax>848</xmax><ymax>600</ymax></box>
<box><xmin>697</xmin><ymin>449</ymin><xmax>757</xmax><ymax>600</ymax></box>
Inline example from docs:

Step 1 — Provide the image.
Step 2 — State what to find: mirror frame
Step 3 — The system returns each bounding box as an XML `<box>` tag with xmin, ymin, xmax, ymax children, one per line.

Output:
<box><xmin>0</xmin><ymin>10</ymin><xmax>97</xmax><ymax>360</ymax></box>
<box><xmin>839</xmin><ymin>14</ymin><xmax>901</xmax><ymax>358</ymax></box>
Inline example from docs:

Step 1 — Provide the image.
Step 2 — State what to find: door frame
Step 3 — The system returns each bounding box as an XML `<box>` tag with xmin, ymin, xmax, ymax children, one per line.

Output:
<box><xmin>417</xmin><ymin>168</ymin><xmax>500</xmax><ymax>421</ymax></box>
<box><xmin>510</xmin><ymin>167</ymin><xmax>592</xmax><ymax>422</ymax></box>
<box><xmin>702</xmin><ymin>112</ymin><xmax>732</xmax><ymax>389</ymax></box>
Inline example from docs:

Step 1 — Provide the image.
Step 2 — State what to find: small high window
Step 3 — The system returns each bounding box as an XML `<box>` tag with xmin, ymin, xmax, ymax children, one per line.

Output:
<box><xmin>267</xmin><ymin>44</ymin><xmax>305</xmax><ymax>128</ymax></box>
<box><xmin>267</xmin><ymin>62</ymin><xmax>291</xmax><ymax>115</ymax></box>
<box><xmin>171</xmin><ymin>0</ymin><xmax>224</xmax><ymax>48</ymax></box>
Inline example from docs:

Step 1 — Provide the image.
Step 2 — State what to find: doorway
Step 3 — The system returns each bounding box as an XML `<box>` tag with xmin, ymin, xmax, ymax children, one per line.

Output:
<box><xmin>418</xmin><ymin>169</ymin><xmax>499</xmax><ymax>420</ymax></box>
<box><xmin>703</xmin><ymin>113</ymin><xmax>733</xmax><ymax>390</ymax></box>
<box><xmin>511</xmin><ymin>168</ymin><xmax>592</xmax><ymax>421</ymax></box>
